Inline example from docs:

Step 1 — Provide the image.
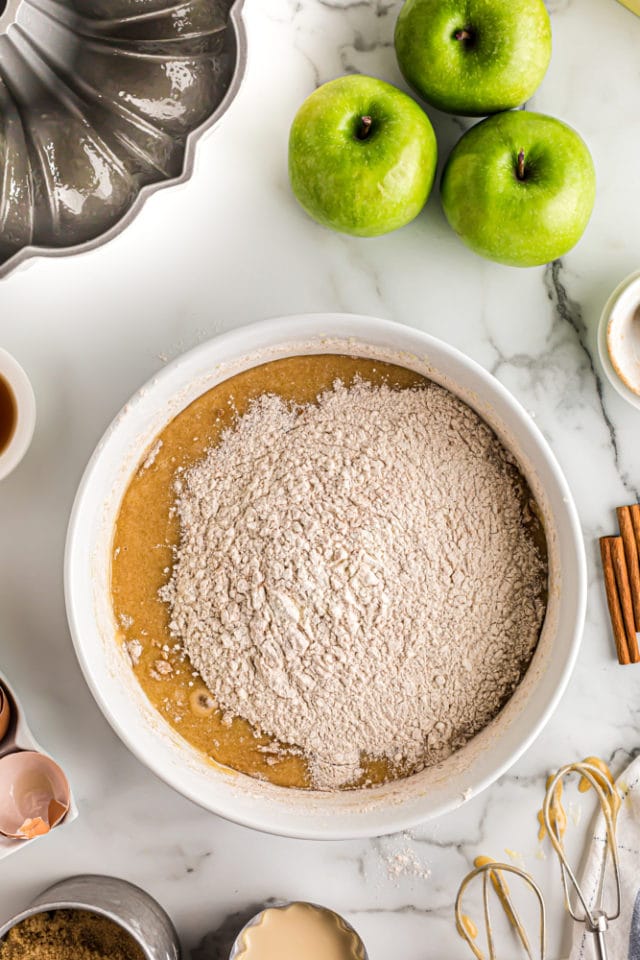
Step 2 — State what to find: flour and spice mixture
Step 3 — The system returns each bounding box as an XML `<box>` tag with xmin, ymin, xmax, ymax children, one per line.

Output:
<box><xmin>112</xmin><ymin>355</ymin><xmax>548</xmax><ymax>791</ymax></box>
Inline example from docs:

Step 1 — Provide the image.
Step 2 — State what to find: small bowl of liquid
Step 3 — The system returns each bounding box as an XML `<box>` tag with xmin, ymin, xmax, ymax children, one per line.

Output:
<box><xmin>229</xmin><ymin>902</ymin><xmax>368</xmax><ymax>960</ymax></box>
<box><xmin>598</xmin><ymin>271</ymin><xmax>640</xmax><ymax>411</ymax></box>
<box><xmin>0</xmin><ymin>348</ymin><xmax>36</xmax><ymax>481</ymax></box>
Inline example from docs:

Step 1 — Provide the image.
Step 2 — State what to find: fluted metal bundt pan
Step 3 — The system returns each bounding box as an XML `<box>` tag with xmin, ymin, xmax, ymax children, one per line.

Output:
<box><xmin>0</xmin><ymin>0</ymin><xmax>246</xmax><ymax>276</ymax></box>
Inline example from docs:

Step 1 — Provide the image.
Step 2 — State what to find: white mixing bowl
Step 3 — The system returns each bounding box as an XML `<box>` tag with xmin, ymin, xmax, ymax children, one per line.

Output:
<box><xmin>65</xmin><ymin>314</ymin><xmax>586</xmax><ymax>839</ymax></box>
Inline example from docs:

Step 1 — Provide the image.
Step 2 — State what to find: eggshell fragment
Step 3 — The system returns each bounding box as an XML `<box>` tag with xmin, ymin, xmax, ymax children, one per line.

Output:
<box><xmin>0</xmin><ymin>750</ymin><xmax>70</xmax><ymax>839</ymax></box>
<box><xmin>0</xmin><ymin>687</ymin><xmax>10</xmax><ymax>743</ymax></box>
<box><xmin>16</xmin><ymin>817</ymin><xmax>50</xmax><ymax>839</ymax></box>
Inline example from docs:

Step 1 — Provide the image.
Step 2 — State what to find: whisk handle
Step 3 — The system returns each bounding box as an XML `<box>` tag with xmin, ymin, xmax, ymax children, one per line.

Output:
<box><xmin>588</xmin><ymin>912</ymin><xmax>609</xmax><ymax>960</ymax></box>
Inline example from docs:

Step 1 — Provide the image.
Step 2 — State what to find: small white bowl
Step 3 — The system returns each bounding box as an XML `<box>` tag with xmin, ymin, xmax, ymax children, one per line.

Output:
<box><xmin>65</xmin><ymin>315</ymin><xmax>586</xmax><ymax>839</ymax></box>
<box><xmin>229</xmin><ymin>902</ymin><xmax>369</xmax><ymax>960</ymax></box>
<box><xmin>0</xmin><ymin>349</ymin><xmax>36</xmax><ymax>482</ymax></box>
<box><xmin>598</xmin><ymin>271</ymin><xmax>640</xmax><ymax>411</ymax></box>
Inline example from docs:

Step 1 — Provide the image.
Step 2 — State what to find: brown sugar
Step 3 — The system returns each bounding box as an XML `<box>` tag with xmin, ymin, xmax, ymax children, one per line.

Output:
<box><xmin>0</xmin><ymin>910</ymin><xmax>146</xmax><ymax>960</ymax></box>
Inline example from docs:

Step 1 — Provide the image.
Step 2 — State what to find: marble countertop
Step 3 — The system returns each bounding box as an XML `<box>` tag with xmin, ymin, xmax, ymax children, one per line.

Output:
<box><xmin>1</xmin><ymin>0</ymin><xmax>640</xmax><ymax>957</ymax></box>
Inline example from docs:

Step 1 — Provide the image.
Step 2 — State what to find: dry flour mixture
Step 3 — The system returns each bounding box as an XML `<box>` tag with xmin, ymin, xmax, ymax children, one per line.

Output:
<box><xmin>161</xmin><ymin>378</ymin><xmax>546</xmax><ymax>789</ymax></box>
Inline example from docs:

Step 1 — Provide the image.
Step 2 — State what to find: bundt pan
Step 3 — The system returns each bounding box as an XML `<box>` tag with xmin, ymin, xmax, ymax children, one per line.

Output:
<box><xmin>0</xmin><ymin>0</ymin><xmax>246</xmax><ymax>276</ymax></box>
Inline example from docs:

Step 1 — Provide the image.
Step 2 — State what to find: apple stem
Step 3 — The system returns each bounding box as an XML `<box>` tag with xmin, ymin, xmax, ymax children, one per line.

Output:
<box><xmin>516</xmin><ymin>148</ymin><xmax>526</xmax><ymax>181</ymax></box>
<box><xmin>454</xmin><ymin>28</ymin><xmax>472</xmax><ymax>41</ymax></box>
<box><xmin>357</xmin><ymin>115</ymin><xmax>373</xmax><ymax>140</ymax></box>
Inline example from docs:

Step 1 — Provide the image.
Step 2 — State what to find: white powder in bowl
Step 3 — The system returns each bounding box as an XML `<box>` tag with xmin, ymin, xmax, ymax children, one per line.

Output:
<box><xmin>160</xmin><ymin>379</ymin><xmax>546</xmax><ymax>790</ymax></box>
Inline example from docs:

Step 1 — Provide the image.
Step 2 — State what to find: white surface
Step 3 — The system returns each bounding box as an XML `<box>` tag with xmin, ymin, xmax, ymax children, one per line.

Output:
<box><xmin>64</xmin><ymin>315</ymin><xmax>585</xmax><ymax>839</ymax></box>
<box><xmin>1</xmin><ymin>0</ymin><xmax>640</xmax><ymax>956</ymax></box>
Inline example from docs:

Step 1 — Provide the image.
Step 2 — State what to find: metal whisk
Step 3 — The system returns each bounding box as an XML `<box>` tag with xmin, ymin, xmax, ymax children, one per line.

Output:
<box><xmin>542</xmin><ymin>761</ymin><xmax>622</xmax><ymax>960</ymax></box>
<box><xmin>455</xmin><ymin>859</ymin><xmax>546</xmax><ymax>960</ymax></box>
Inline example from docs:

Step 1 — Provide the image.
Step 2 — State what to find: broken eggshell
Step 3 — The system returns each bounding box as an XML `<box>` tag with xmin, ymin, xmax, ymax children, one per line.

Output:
<box><xmin>0</xmin><ymin>686</ymin><xmax>10</xmax><ymax>743</ymax></box>
<box><xmin>0</xmin><ymin>750</ymin><xmax>70</xmax><ymax>840</ymax></box>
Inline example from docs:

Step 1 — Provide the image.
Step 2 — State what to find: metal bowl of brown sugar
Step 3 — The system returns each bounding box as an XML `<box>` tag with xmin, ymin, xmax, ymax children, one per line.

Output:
<box><xmin>0</xmin><ymin>875</ymin><xmax>180</xmax><ymax>960</ymax></box>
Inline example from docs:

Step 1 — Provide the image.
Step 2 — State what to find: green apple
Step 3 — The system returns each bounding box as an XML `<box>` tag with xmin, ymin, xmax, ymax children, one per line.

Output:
<box><xmin>395</xmin><ymin>0</ymin><xmax>552</xmax><ymax>116</ymax></box>
<box><xmin>440</xmin><ymin>111</ymin><xmax>596</xmax><ymax>267</ymax></box>
<box><xmin>288</xmin><ymin>75</ymin><xmax>437</xmax><ymax>237</ymax></box>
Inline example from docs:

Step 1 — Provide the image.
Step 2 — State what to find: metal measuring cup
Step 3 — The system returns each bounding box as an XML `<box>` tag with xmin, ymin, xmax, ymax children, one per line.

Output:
<box><xmin>0</xmin><ymin>874</ymin><xmax>181</xmax><ymax>960</ymax></box>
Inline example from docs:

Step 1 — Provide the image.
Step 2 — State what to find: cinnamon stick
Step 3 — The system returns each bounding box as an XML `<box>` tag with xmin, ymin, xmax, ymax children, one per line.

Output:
<box><xmin>611</xmin><ymin>536</ymin><xmax>640</xmax><ymax>661</ymax></box>
<box><xmin>600</xmin><ymin>537</ymin><xmax>631</xmax><ymax>665</ymax></box>
<box><xmin>631</xmin><ymin>504</ymin><xmax>640</xmax><ymax>564</ymax></box>
<box><xmin>618</xmin><ymin>506</ymin><xmax>640</xmax><ymax>630</ymax></box>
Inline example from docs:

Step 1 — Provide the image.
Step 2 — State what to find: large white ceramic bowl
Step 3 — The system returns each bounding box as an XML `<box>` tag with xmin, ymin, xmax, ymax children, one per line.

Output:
<box><xmin>65</xmin><ymin>314</ymin><xmax>586</xmax><ymax>839</ymax></box>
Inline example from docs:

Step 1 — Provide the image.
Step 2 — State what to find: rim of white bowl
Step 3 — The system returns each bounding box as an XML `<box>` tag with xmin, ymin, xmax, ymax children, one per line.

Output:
<box><xmin>0</xmin><ymin>348</ymin><xmax>36</xmax><ymax>482</ymax></box>
<box><xmin>598</xmin><ymin>271</ymin><xmax>640</xmax><ymax>411</ymax></box>
<box><xmin>64</xmin><ymin>314</ymin><xmax>586</xmax><ymax>839</ymax></box>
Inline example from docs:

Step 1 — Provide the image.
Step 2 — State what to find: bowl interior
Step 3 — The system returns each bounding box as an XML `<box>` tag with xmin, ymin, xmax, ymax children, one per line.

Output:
<box><xmin>65</xmin><ymin>315</ymin><xmax>585</xmax><ymax>839</ymax></box>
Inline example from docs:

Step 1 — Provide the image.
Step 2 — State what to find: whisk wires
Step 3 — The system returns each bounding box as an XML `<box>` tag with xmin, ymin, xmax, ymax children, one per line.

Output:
<box><xmin>542</xmin><ymin>761</ymin><xmax>621</xmax><ymax>929</ymax></box>
<box><xmin>455</xmin><ymin>859</ymin><xmax>545</xmax><ymax>960</ymax></box>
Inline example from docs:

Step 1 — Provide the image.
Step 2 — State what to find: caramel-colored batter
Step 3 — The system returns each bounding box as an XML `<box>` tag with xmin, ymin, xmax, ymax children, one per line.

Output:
<box><xmin>234</xmin><ymin>903</ymin><xmax>366</xmax><ymax>960</ymax></box>
<box><xmin>111</xmin><ymin>354</ymin><xmax>546</xmax><ymax>790</ymax></box>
